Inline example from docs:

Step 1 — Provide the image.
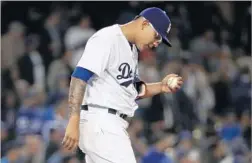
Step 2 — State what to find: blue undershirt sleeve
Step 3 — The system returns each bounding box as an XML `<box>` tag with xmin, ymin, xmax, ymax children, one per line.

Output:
<box><xmin>71</xmin><ymin>66</ymin><xmax>95</xmax><ymax>83</ymax></box>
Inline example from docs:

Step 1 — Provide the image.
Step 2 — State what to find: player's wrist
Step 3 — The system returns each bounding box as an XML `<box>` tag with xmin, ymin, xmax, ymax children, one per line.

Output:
<box><xmin>69</xmin><ymin>113</ymin><xmax>80</xmax><ymax>123</ymax></box>
<box><xmin>159</xmin><ymin>82</ymin><xmax>165</xmax><ymax>93</ymax></box>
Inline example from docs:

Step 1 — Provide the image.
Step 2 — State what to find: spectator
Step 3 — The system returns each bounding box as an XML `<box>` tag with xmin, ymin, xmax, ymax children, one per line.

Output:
<box><xmin>220</xmin><ymin>29</ymin><xmax>232</xmax><ymax>56</ymax></box>
<box><xmin>1</xmin><ymin>90</ymin><xmax>18</xmax><ymax>130</ymax></box>
<box><xmin>39</xmin><ymin>10</ymin><xmax>63</xmax><ymax>73</ymax></box>
<box><xmin>218</xmin><ymin>112</ymin><xmax>242</xmax><ymax>142</ymax></box>
<box><xmin>44</xmin><ymin>128</ymin><xmax>63</xmax><ymax>161</ymax></box>
<box><xmin>19</xmin><ymin>135</ymin><xmax>45</xmax><ymax>163</ymax></box>
<box><xmin>239</xmin><ymin>111</ymin><xmax>251</xmax><ymax>150</ymax></box>
<box><xmin>189</xmin><ymin>29</ymin><xmax>219</xmax><ymax>70</ymax></box>
<box><xmin>182</xmin><ymin>64</ymin><xmax>215</xmax><ymax>124</ymax></box>
<box><xmin>17</xmin><ymin>34</ymin><xmax>46</xmax><ymax>90</ymax></box>
<box><xmin>63</xmin><ymin>156</ymin><xmax>81</xmax><ymax>163</ymax></box>
<box><xmin>15</xmin><ymin>87</ymin><xmax>49</xmax><ymax>136</ymax></box>
<box><xmin>47</xmin><ymin>50</ymin><xmax>72</xmax><ymax>93</ymax></box>
<box><xmin>211</xmin><ymin>62</ymin><xmax>232</xmax><ymax>116</ymax></box>
<box><xmin>42</xmin><ymin>97</ymin><xmax>68</xmax><ymax>142</ymax></box>
<box><xmin>231</xmin><ymin>67</ymin><xmax>251</xmax><ymax>116</ymax></box>
<box><xmin>148</xmin><ymin>120</ymin><xmax>167</xmax><ymax>145</ymax></box>
<box><xmin>0</xmin><ymin>140</ymin><xmax>24</xmax><ymax>163</ymax></box>
<box><xmin>236</xmin><ymin>55</ymin><xmax>252</xmax><ymax>73</ymax></box>
<box><xmin>169</xmin><ymin>26</ymin><xmax>182</xmax><ymax>57</ymax></box>
<box><xmin>64</xmin><ymin>14</ymin><xmax>95</xmax><ymax>68</ymax></box>
<box><xmin>155</xmin><ymin>25</ymin><xmax>182</xmax><ymax>69</ymax></box>
<box><xmin>177</xmin><ymin>4</ymin><xmax>192</xmax><ymax>49</ymax></box>
<box><xmin>141</xmin><ymin>134</ymin><xmax>175</xmax><ymax>163</ymax></box>
<box><xmin>47</xmin><ymin>145</ymin><xmax>73</xmax><ymax>163</ymax></box>
<box><xmin>176</xmin><ymin>131</ymin><xmax>200</xmax><ymax>163</ymax></box>
<box><xmin>229</xmin><ymin>137</ymin><xmax>250</xmax><ymax>163</ymax></box>
<box><xmin>46</xmin><ymin>74</ymin><xmax>69</xmax><ymax>106</ymax></box>
<box><xmin>1</xmin><ymin>122</ymin><xmax>9</xmax><ymax>156</ymax></box>
<box><xmin>211</xmin><ymin>139</ymin><xmax>235</xmax><ymax>163</ymax></box>
<box><xmin>128</xmin><ymin>117</ymin><xmax>148</xmax><ymax>161</ymax></box>
<box><xmin>13</xmin><ymin>79</ymin><xmax>30</xmax><ymax>102</ymax></box>
<box><xmin>1</xmin><ymin>21</ymin><xmax>26</xmax><ymax>71</ymax></box>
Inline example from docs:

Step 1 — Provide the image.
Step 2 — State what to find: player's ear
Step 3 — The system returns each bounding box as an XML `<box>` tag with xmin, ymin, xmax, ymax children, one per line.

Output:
<box><xmin>141</xmin><ymin>19</ymin><xmax>149</xmax><ymax>30</ymax></box>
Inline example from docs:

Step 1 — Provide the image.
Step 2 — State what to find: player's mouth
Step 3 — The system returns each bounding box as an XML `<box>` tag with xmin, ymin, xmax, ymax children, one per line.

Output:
<box><xmin>144</xmin><ymin>44</ymin><xmax>155</xmax><ymax>50</ymax></box>
<box><xmin>139</xmin><ymin>44</ymin><xmax>156</xmax><ymax>51</ymax></box>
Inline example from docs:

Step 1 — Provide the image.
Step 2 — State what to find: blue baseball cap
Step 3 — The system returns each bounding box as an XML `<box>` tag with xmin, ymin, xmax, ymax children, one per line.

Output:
<box><xmin>139</xmin><ymin>7</ymin><xmax>172</xmax><ymax>47</ymax></box>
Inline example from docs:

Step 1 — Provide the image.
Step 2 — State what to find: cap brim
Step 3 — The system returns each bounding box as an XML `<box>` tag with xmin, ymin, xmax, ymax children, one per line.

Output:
<box><xmin>162</xmin><ymin>35</ymin><xmax>172</xmax><ymax>47</ymax></box>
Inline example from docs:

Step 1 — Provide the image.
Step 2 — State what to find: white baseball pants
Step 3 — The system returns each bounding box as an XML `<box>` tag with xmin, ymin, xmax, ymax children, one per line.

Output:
<box><xmin>78</xmin><ymin>106</ymin><xmax>136</xmax><ymax>163</ymax></box>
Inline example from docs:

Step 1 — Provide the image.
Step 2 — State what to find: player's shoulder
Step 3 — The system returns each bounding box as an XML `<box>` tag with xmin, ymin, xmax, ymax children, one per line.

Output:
<box><xmin>88</xmin><ymin>24</ymin><xmax>122</xmax><ymax>43</ymax></box>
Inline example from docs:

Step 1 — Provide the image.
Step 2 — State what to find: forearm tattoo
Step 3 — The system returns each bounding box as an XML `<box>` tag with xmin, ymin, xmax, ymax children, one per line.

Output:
<box><xmin>68</xmin><ymin>77</ymin><xmax>86</xmax><ymax>116</ymax></box>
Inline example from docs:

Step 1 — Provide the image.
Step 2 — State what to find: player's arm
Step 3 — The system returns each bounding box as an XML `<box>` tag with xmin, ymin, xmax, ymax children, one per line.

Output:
<box><xmin>68</xmin><ymin>66</ymin><xmax>95</xmax><ymax>117</ymax></box>
<box><xmin>62</xmin><ymin>35</ymin><xmax>111</xmax><ymax>151</ymax></box>
<box><xmin>68</xmin><ymin>77</ymin><xmax>86</xmax><ymax>117</ymax></box>
<box><xmin>62</xmin><ymin>67</ymin><xmax>94</xmax><ymax>151</ymax></box>
<box><xmin>62</xmin><ymin>76</ymin><xmax>86</xmax><ymax>151</ymax></box>
<box><xmin>136</xmin><ymin>74</ymin><xmax>183</xmax><ymax>99</ymax></box>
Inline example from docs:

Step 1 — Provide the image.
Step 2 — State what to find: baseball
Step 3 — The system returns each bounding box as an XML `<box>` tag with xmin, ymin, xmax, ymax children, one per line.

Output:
<box><xmin>167</xmin><ymin>77</ymin><xmax>178</xmax><ymax>89</ymax></box>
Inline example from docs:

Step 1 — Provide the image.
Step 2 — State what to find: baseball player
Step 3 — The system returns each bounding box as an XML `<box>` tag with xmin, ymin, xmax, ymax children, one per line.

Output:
<box><xmin>62</xmin><ymin>7</ymin><xmax>183</xmax><ymax>163</ymax></box>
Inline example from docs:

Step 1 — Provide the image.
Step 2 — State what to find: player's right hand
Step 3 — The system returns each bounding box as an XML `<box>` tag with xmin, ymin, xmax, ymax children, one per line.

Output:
<box><xmin>62</xmin><ymin>115</ymin><xmax>80</xmax><ymax>151</ymax></box>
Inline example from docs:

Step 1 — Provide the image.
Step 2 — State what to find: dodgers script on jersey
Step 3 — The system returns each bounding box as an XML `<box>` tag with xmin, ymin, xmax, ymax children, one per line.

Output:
<box><xmin>76</xmin><ymin>24</ymin><xmax>140</xmax><ymax>117</ymax></box>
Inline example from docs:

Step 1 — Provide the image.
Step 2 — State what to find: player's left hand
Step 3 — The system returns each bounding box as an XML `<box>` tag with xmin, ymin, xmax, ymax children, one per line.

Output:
<box><xmin>161</xmin><ymin>74</ymin><xmax>183</xmax><ymax>93</ymax></box>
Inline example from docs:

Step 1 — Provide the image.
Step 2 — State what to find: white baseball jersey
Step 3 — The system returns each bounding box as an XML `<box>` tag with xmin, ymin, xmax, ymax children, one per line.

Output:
<box><xmin>76</xmin><ymin>24</ymin><xmax>140</xmax><ymax>117</ymax></box>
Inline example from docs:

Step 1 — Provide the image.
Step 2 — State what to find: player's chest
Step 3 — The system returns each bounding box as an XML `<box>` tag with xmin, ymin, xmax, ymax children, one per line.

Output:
<box><xmin>108</xmin><ymin>45</ymin><xmax>138</xmax><ymax>87</ymax></box>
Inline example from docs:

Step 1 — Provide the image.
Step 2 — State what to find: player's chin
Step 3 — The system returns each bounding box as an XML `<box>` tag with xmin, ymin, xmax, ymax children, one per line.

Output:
<box><xmin>139</xmin><ymin>44</ymin><xmax>148</xmax><ymax>51</ymax></box>
<box><xmin>140</xmin><ymin>44</ymin><xmax>152</xmax><ymax>51</ymax></box>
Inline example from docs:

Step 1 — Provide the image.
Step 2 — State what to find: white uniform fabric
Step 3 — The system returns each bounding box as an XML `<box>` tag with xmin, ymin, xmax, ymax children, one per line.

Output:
<box><xmin>77</xmin><ymin>24</ymin><xmax>140</xmax><ymax>163</ymax></box>
<box><xmin>77</xmin><ymin>24</ymin><xmax>139</xmax><ymax>117</ymax></box>
<box><xmin>79</xmin><ymin>106</ymin><xmax>136</xmax><ymax>163</ymax></box>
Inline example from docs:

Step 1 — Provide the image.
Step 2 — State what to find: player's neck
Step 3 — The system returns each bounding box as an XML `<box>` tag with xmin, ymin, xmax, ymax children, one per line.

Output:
<box><xmin>119</xmin><ymin>22</ymin><xmax>137</xmax><ymax>44</ymax></box>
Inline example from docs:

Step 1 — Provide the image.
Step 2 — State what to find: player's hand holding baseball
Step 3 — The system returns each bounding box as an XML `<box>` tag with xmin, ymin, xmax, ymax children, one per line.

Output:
<box><xmin>161</xmin><ymin>74</ymin><xmax>183</xmax><ymax>93</ymax></box>
<box><xmin>62</xmin><ymin>114</ymin><xmax>80</xmax><ymax>151</ymax></box>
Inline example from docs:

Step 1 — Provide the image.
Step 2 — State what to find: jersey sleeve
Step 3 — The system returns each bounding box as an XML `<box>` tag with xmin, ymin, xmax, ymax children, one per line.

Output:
<box><xmin>134</xmin><ymin>76</ymin><xmax>145</xmax><ymax>92</ymax></box>
<box><xmin>76</xmin><ymin>36</ymin><xmax>112</xmax><ymax>77</ymax></box>
<box><xmin>134</xmin><ymin>65</ymin><xmax>146</xmax><ymax>99</ymax></box>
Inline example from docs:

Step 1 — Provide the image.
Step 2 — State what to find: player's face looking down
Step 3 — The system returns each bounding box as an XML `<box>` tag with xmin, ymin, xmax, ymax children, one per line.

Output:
<box><xmin>136</xmin><ymin>19</ymin><xmax>162</xmax><ymax>51</ymax></box>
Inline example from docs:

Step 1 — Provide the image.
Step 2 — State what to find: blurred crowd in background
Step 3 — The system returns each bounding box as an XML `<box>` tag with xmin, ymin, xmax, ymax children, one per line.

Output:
<box><xmin>1</xmin><ymin>1</ymin><xmax>251</xmax><ymax>163</ymax></box>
